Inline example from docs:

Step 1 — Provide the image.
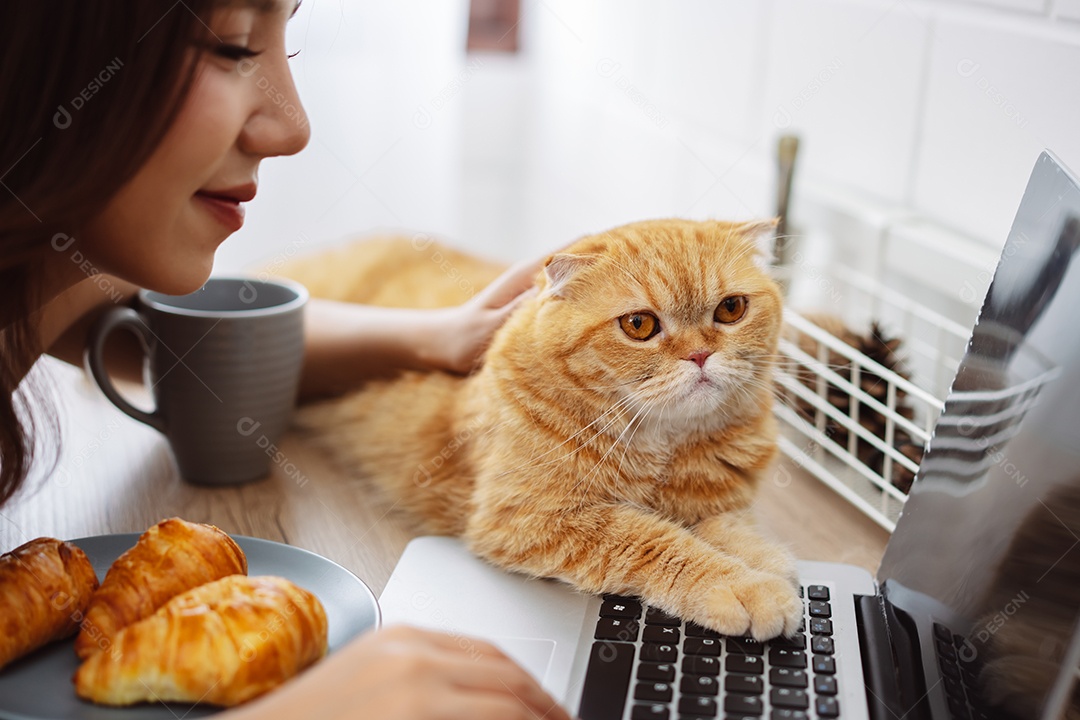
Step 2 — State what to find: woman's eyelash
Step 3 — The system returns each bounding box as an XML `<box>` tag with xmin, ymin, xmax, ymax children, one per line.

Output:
<box><xmin>214</xmin><ymin>44</ymin><xmax>263</xmax><ymax>61</ymax></box>
<box><xmin>288</xmin><ymin>49</ymin><xmax>301</xmax><ymax>59</ymax></box>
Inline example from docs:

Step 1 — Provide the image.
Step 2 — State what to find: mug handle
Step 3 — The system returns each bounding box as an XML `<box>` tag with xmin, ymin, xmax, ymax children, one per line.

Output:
<box><xmin>85</xmin><ymin>307</ymin><xmax>167</xmax><ymax>433</ymax></box>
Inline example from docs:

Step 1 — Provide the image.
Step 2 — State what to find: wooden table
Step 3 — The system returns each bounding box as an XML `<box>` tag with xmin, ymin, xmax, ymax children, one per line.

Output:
<box><xmin>1</xmin><ymin>359</ymin><xmax>889</xmax><ymax>596</ymax></box>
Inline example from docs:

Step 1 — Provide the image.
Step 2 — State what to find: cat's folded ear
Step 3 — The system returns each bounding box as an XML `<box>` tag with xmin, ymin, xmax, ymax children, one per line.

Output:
<box><xmin>737</xmin><ymin>218</ymin><xmax>779</xmax><ymax>270</ymax></box>
<box><xmin>543</xmin><ymin>253</ymin><xmax>595</xmax><ymax>299</ymax></box>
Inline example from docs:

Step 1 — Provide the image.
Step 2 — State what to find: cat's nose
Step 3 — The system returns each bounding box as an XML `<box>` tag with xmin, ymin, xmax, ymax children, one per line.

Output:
<box><xmin>685</xmin><ymin>350</ymin><xmax>713</xmax><ymax>368</ymax></box>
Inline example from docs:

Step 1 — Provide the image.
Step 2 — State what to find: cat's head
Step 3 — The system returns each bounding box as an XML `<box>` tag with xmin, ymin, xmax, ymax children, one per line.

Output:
<box><xmin>496</xmin><ymin>219</ymin><xmax>783</xmax><ymax>431</ymax></box>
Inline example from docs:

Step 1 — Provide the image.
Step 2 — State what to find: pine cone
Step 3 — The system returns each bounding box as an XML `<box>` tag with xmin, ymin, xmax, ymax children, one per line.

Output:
<box><xmin>783</xmin><ymin>313</ymin><xmax>924</xmax><ymax>494</ymax></box>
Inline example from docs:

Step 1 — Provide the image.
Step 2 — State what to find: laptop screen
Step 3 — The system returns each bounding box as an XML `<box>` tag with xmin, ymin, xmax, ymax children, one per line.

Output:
<box><xmin>878</xmin><ymin>151</ymin><xmax>1080</xmax><ymax>718</ymax></box>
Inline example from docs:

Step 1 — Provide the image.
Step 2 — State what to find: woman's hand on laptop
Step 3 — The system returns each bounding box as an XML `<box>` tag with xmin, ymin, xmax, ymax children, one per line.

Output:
<box><xmin>222</xmin><ymin>624</ymin><xmax>574</xmax><ymax>720</ymax></box>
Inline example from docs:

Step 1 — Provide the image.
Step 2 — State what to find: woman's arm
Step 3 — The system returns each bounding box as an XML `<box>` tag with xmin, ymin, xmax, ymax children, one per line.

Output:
<box><xmin>298</xmin><ymin>258</ymin><xmax>540</xmax><ymax>400</ymax></box>
<box><xmin>40</xmin><ymin>258</ymin><xmax>541</xmax><ymax>397</ymax></box>
<box><xmin>220</xmin><ymin>625</ymin><xmax>572</xmax><ymax>720</ymax></box>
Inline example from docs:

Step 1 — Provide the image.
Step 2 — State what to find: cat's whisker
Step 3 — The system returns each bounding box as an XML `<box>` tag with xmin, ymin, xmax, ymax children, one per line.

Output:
<box><xmin>488</xmin><ymin>389</ymin><xmax>649</xmax><ymax>482</ymax></box>
<box><xmin>534</xmin><ymin>395</ymin><xmax>651</xmax><ymax>488</ymax></box>
<box><xmin>570</xmin><ymin>396</ymin><xmax>655</xmax><ymax>504</ymax></box>
<box><xmin>545</xmin><ymin>378</ymin><xmax>646</xmax><ymax>392</ymax></box>
<box><xmin>616</xmin><ymin>393</ymin><xmax>669</xmax><ymax>479</ymax></box>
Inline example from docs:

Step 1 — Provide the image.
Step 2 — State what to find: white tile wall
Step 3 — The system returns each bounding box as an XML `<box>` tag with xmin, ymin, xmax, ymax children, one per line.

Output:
<box><xmin>946</xmin><ymin>0</ymin><xmax>1048</xmax><ymax>13</ymax></box>
<box><xmin>1057</xmin><ymin>0</ymin><xmax>1080</xmax><ymax>21</ymax></box>
<box><xmin>912</xmin><ymin>15</ymin><xmax>1080</xmax><ymax>249</ymax></box>
<box><xmin>760</xmin><ymin>0</ymin><xmax>931</xmax><ymax>205</ymax></box>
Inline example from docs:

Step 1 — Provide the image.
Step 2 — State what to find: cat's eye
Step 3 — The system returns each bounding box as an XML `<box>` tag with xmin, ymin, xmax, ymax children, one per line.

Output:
<box><xmin>715</xmin><ymin>296</ymin><xmax>748</xmax><ymax>324</ymax></box>
<box><xmin>619</xmin><ymin>312</ymin><xmax>661</xmax><ymax>341</ymax></box>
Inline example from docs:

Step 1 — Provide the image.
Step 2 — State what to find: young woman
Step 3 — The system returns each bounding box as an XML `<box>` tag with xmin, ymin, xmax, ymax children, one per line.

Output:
<box><xmin>1</xmin><ymin>3</ymin><xmax>569</xmax><ymax>718</ymax></box>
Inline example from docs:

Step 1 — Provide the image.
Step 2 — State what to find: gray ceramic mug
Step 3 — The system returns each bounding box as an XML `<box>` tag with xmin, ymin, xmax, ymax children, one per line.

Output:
<box><xmin>86</xmin><ymin>277</ymin><xmax>308</xmax><ymax>485</ymax></box>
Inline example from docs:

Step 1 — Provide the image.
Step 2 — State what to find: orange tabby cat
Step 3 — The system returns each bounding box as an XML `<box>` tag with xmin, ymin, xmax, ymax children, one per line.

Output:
<box><xmin>285</xmin><ymin>219</ymin><xmax>801</xmax><ymax>639</ymax></box>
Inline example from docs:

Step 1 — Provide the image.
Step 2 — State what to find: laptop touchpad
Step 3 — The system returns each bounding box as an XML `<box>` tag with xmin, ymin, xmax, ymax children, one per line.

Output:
<box><xmin>490</xmin><ymin>637</ymin><xmax>557</xmax><ymax>684</ymax></box>
<box><xmin>379</xmin><ymin>537</ymin><xmax>594</xmax><ymax>700</ymax></box>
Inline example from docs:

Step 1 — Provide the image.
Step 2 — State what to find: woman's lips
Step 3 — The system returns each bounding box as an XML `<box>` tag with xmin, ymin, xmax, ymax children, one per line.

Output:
<box><xmin>194</xmin><ymin>191</ymin><xmax>246</xmax><ymax>232</ymax></box>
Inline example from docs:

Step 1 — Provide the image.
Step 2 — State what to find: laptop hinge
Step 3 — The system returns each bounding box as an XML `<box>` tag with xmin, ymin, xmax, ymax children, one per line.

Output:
<box><xmin>855</xmin><ymin>594</ymin><xmax>932</xmax><ymax>720</ymax></box>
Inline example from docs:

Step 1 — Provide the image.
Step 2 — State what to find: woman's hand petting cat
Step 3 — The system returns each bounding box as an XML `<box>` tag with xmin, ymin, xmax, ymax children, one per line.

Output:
<box><xmin>423</xmin><ymin>258</ymin><xmax>541</xmax><ymax>374</ymax></box>
<box><xmin>224</xmin><ymin>625</ymin><xmax>573</xmax><ymax>720</ymax></box>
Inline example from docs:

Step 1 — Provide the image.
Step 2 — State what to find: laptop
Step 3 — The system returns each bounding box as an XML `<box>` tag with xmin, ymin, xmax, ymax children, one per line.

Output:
<box><xmin>379</xmin><ymin>151</ymin><xmax>1080</xmax><ymax>720</ymax></box>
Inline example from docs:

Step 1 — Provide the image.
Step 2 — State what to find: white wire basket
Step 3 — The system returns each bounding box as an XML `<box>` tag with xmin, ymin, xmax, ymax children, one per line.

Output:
<box><xmin>773</xmin><ymin>264</ymin><xmax>974</xmax><ymax>531</ymax></box>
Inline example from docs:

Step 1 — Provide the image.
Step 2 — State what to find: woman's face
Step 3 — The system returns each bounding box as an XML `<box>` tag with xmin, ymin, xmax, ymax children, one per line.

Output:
<box><xmin>82</xmin><ymin>0</ymin><xmax>309</xmax><ymax>294</ymax></box>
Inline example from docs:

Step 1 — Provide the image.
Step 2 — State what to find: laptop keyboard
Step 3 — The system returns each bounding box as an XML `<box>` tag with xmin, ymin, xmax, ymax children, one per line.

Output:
<box><xmin>579</xmin><ymin>585</ymin><xmax>841</xmax><ymax>720</ymax></box>
<box><xmin>932</xmin><ymin>623</ymin><xmax>991</xmax><ymax>720</ymax></box>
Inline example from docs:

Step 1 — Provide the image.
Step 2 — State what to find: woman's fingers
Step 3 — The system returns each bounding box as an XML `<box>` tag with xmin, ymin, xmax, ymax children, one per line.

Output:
<box><xmin>475</xmin><ymin>256</ymin><xmax>546</xmax><ymax>309</ymax></box>
<box><xmin>447</xmin><ymin>658</ymin><xmax>572</xmax><ymax>720</ymax></box>
<box><xmin>378</xmin><ymin>626</ymin><xmax>572</xmax><ymax>720</ymax></box>
<box><xmin>437</xmin><ymin>693</ymin><xmax>570</xmax><ymax>720</ymax></box>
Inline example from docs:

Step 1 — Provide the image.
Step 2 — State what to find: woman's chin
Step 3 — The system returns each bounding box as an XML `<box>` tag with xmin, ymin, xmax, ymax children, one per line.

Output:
<box><xmin>145</xmin><ymin>260</ymin><xmax>215</xmax><ymax>296</ymax></box>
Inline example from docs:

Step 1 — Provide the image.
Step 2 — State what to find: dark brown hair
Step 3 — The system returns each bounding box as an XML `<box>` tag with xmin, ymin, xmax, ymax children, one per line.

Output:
<box><xmin>0</xmin><ymin>1</ymin><xmax>219</xmax><ymax>506</ymax></box>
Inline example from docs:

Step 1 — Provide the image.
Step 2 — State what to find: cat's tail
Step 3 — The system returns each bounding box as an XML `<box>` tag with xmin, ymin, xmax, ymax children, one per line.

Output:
<box><xmin>293</xmin><ymin>372</ymin><xmax>476</xmax><ymax>536</ymax></box>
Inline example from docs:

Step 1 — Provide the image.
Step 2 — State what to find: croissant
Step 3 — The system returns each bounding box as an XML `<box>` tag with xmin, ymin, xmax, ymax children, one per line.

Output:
<box><xmin>0</xmin><ymin>537</ymin><xmax>99</xmax><ymax>670</ymax></box>
<box><xmin>74</xmin><ymin>518</ymin><xmax>247</xmax><ymax>659</ymax></box>
<box><xmin>74</xmin><ymin>575</ymin><xmax>328</xmax><ymax>707</ymax></box>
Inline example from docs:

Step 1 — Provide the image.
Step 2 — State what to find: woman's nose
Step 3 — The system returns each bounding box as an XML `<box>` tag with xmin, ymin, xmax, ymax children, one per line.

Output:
<box><xmin>239</xmin><ymin>59</ymin><xmax>311</xmax><ymax>159</ymax></box>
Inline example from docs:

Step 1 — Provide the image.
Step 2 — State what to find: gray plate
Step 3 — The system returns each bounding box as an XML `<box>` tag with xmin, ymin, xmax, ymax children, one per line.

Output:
<box><xmin>0</xmin><ymin>534</ymin><xmax>380</xmax><ymax>719</ymax></box>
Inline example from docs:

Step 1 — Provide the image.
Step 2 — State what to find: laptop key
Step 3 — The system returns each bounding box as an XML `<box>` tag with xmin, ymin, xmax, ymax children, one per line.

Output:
<box><xmin>808</xmin><ymin>601</ymin><xmax>831</xmax><ymax>618</ymax></box>
<box><xmin>644</xmin><ymin>625</ymin><xmax>682</xmax><ymax>643</ymax></box>
<box><xmin>770</xmin><ymin>633</ymin><xmax>806</xmax><ymax>649</ymax></box>
<box><xmin>686</xmin><ymin>656</ymin><xmax>721</xmax><ymax>677</ymax></box>
<box><xmin>806</xmin><ymin>585</ymin><xmax>830</xmax><ymax>600</ymax></box>
<box><xmin>634</xmin><ymin>681</ymin><xmax>673</xmax><ymax>702</ymax></box>
<box><xmin>645</xmin><ymin>607</ymin><xmax>681</xmax><ymax>626</ymax></box>
<box><xmin>727</xmin><ymin>637</ymin><xmax>766</xmax><ymax>655</ymax></box>
<box><xmin>678</xmin><ymin>695</ymin><xmax>718</xmax><ymax>716</ymax></box>
<box><xmin>810</xmin><ymin>618</ymin><xmax>833</xmax><ymax>635</ymax></box>
<box><xmin>725</xmin><ymin>673</ymin><xmax>764</xmax><ymax>694</ymax></box>
<box><xmin>595</xmin><ymin>617</ymin><xmax>640</xmax><ymax>641</ymax></box>
<box><xmin>948</xmin><ymin>696</ymin><xmax>971</xmax><ymax>720</ymax></box>
<box><xmin>943</xmin><ymin>674</ymin><xmax>964</xmax><ymax>700</ymax></box>
<box><xmin>680</xmin><ymin>674</ymin><xmax>720</xmax><ymax>696</ymax></box>
<box><xmin>726</xmin><ymin>654</ymin><xmax>764</xmax><ymax>674</ymax></box>
<box><xmin>933</xmin><ymin>622</ymin><xmax>953</xmax><ymax>643</ymax></box>
<box><xmin>683</xmin><ymin>655</ymin><xmax>721</xmax><ymax>676</ymax></box>
<box><xmin>578</xmin><ymin>642</ymin><xmax>634</xmax><ymax>720</ymax></box>
<box><xmin>631</xmin><ymin>704</ymin><xmax>669</xmax><ymax>720</ymax></box>
<box><xmin>641</xmin><ymin>643</ymin><xmax>678</xmax><ymax>662</ymax></box>
<box><xmin>812</xmin><ymin>654</ymin><xmax>836</xmax><ymax>674</ymax></box>
<box><xmin>814</xmin><ymin>674</ymin><xmax>838</xmax><ymax>695</ymax></box>
<box><xmin>637</xmin><ymin>662</ymin><xmax>675</xmax><ymax>682</ymax></box>
<box><xmin>769</xmin><ymin>668</ymin><xmax>808</xmax><ymax>688</ymax></box>
<box><xmin>815</xmin><ymin>696</ymin><xmax>840</xmax><ymax>717</ymax></box>
<box><xmin>770</xmin><ymin>688</ymin><xmax>809</xmax><ymax>709</ymax></box>
<box><xmin>768</xmin><ymin>648</ymin><xmax>807</xmax><ymax>668</ymax></box>
<box><xmin>938</xmin><ymin>659</ymin><xmax>961</xmax><ymax>680</ymax></box>
<box><xmin>723</xmin><ymin>694</ymin><xmax>764</xmax><ymax>715</ymax></box>
<box><xmin>937</xmin><ymin>640</ymin><xmax>958</xmax><ymax>663</ymax></box>
<box><xmin>685</xmin><ymin>621</ymin><xmax>721</xmax><ymax>638</ymax></box>
<box><xmin>770</xmin><ymin>710</ymin><xmax>808</xmax><ymax>720</ymax></box>
<box><xmin>811</xmin><ymin>636</ymin><xmax>834</xmax><ymax>654</ymax></box>
<box><xmin>684</xmin><ymin>637</ymin><xmax>721</xmax><ymax>656</ymax></box>
<box><xmin>601</xmin><ymin>598</ymin><xmax>642</xmax><ymax>619</ymax></box>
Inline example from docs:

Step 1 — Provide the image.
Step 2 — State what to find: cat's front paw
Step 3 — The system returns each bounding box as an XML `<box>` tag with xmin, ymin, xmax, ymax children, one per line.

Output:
<box><xmin>700</xmin><ymin>572</ymin><xmax>802</xmax><ymax>641</ymax></box>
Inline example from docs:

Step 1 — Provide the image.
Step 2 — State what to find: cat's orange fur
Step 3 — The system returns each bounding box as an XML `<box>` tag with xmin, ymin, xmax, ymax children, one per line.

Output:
<box><xmin>285</xmin><ymin>219</ymin><xmax>801</xmax><ymax>639</ymax></box>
